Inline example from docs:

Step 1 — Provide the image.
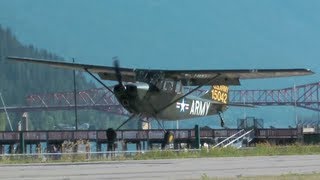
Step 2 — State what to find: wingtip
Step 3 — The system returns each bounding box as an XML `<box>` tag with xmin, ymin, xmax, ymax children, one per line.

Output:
<box><xmin>6</xmin><ymin>56</ymin><xmax>20</xmax><ymax>61</ymax></box>
<box><xmin>6</xmin><ymin>56</ymin><xmax>15</xmax><ymax>60</ymax></box>
<box><xmin>297</xmin><ymin>68</ymin><xmax>315</xmax><ymax>75</ymax></box>
<box><xmin>6</xmin><ymin>56</ymin><xmax>56</xmax><ymax>62</ymax></box>
<box><xmin>304</xmin><ymin>68</ymin><xmax>315</xmax><ymax>75</ymax></box>
<box><xmin>6</xmin><ymin>56</ymin><xmax>28</xmax><ymax>61</ymax></box>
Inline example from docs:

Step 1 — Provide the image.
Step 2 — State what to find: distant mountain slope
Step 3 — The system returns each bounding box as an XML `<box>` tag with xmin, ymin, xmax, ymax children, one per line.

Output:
<box><xmin>0</xmin><ymin>25</ymin><xmax>96</xmax><ymax>105</ymax></box>
<box><xmin>0</xmin><ymin>25</ymin><xmax>115</xmax><ymax>131</ymax></box>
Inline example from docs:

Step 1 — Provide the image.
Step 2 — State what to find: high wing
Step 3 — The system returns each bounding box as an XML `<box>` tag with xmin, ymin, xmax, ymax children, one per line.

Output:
<box><xmin>7</xmin><ymin>56</ymin><xmax>314</xmax><ymax>86</ymax></box>
<box><xmin>7</xmin><ymin>56</ymin><xmax>136</xmax><ymax>82</ymax></box>
<box><xmin>142</xmin><ymin>68</ymin><xmax>314</xmax><ymax>85</ymax></box>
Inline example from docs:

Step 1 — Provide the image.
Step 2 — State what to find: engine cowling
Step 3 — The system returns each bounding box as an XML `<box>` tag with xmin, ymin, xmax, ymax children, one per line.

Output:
<box><xmin>113</xmin><ymin>82</ymin><xmax>150</xmax><ymax>113</ymax></box>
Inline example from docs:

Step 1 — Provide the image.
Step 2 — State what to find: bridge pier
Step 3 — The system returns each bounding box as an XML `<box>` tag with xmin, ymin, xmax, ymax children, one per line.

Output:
<box><xmin>136</xmin><ymin>142</ymin><xmax>141</xmax><ymax>151</ymax></box>
<box><xmin>27</xmin><ymin>144</ymin><xmax>32</xmax><ymax>154</ymax></box>
<box><xmin>0</xmin><ymin>144</ymin><xmax>3</xmax><ymax>154</ymax></box>
<box><xmin>122</xmin><ymin>141</ymin><xmax>128</xmax><ymax>151</ymax></box>
<box><xmin>8</xmin><ymin>144</ymin><xmax>15</xmax><ymax>154</ymax></box>
<box><xmin>36</xmin><ymin>143</ymin><xmax>42</xmax><ymax>154</ymax></box>
<box><xmin>96</xmin><ymin>142</ymin><xmax>101</xmax><ymax>153</ymax></box>
<box><xmin>142</xmin><ymin>141</ymin><xmax>146</xmax><ymax>150</ymax></box>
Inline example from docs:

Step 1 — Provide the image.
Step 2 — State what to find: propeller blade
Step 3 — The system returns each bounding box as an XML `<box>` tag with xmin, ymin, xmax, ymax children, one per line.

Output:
<box><xmin>113</xmin><ymin>57</ymin><xmax>122</xmax><ymax>85</ymax></box>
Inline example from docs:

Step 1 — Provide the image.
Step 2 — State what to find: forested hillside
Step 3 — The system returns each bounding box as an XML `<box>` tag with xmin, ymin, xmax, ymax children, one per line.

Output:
<box><xmin>0</xmin><ymin>25</ymin><xmax>127</xmax><ymax>131</ymax></box>
<box><xmin>0</xmin><ymin>26</ymin><xmax>96</xmax><ymax>104</ymax></box>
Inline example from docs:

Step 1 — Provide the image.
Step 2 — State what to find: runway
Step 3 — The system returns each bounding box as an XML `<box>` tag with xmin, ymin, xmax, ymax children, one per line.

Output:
<box><xmin>1</xmin><ymin>155</ymin><xmax>320</xmax><ymax>180</ymax></box>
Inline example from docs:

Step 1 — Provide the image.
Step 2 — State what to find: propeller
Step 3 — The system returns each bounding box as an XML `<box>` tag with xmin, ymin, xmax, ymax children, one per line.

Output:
<box><xmin>113</xmin><ymin>57</ymin><xmax>122</xmax><ymax>85</ymax></box>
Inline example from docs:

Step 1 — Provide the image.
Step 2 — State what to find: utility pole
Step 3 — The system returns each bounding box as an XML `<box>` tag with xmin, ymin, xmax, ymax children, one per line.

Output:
<box><xmin>0</xmin><ymin>92</ymin><xmax>13</xmax><ymax>131</ymax></box>
<box><xmin>73</xmin><ymin>58</ymin><xmax>78</xmax><ymax>130</ymax></box>
<box><xmin>293</xmin><ymin>82</ymin><xmax>298</xmax><ymax>127</ymax></box>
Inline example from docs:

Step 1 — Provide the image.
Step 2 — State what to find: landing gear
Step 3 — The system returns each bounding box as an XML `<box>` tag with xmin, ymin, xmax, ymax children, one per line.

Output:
<box><xmin>106</xmin><ymin>128</ymin><xmax>117</xmax><ymax>151</ymax></box>
<box><xmin>218</xmin><ymin>112</ymin><xmax>225</xmax><ymax>127</ymax></box>
<box><xmin>107</xmin><ymin>115</ymin><xmax>175</xmax><ymax>150</ymax></box>
<box><xmin>161</xmin><ymin>131</ymin><xmax>174</xmax><ymax>149</ymax></box>
<box><xmin>154</xmin><ymin>119</ymin><xmax>175</xmax><ymax>149</ymax></box>
<box><xmin>106</xmin><ymin>114</ymin><xmax>139</xmax><ymax>151</ymax></box>
<box><xmin>106</xmin><ymin>128</ymin><xmax>117</xmax><ymax>142</ymax></box>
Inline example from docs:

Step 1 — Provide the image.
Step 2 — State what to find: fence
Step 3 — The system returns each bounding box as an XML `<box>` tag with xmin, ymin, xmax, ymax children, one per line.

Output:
<box><xmin>0</xmin><ymin>149</ymin><xmax>203</xmax><ymax>163</ymax></box>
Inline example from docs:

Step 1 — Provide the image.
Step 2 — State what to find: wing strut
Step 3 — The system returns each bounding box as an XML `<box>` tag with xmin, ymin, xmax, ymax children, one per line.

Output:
<box><xmin>84</xmin><ymin>68</ymin><xmax>114</xmax><ymax>94</ymax></box>
<box><xmin>115</xmin><ymin>114</ymin><xmax>137</xmax><ymax>130</ymax></box>
<box><xmin>155</xmin><ymin>73</ymin><xmax>222</xmax><ymax>114</ymax></box>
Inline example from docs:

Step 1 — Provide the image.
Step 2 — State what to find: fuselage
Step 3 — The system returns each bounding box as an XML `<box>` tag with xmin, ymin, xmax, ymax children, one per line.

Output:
<box><xmin>113</xmin><ymin>81</ymin><xmax>228</xmax><ymax>121</ymax></box>
<box><xmin>156</xmin><ymin>94</ymin><xmax>227</xmax><ymax>120</ymax></box>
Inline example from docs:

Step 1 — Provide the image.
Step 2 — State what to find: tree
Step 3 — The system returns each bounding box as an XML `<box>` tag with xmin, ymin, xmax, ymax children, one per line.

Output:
<box><xmin>0</xmin><ymin>25</ymin><xmax>133</xmax><ymax>130</ymax></box>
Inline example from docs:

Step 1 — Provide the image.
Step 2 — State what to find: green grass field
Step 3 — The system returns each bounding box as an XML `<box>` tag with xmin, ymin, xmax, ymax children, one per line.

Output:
<box><xmin>201</xmin><ymin>172</ymin><xmax>320</xmax><ymax>180</ymax></box>
<box><xmin>1</xmin><ymin>143</ymin><xmax>320</xmax><ymax>163</ymax></box>
<box><xmin>132</xmin><ymin>143</ymin><xmax>320</xmax><ymax>160</ymax></box>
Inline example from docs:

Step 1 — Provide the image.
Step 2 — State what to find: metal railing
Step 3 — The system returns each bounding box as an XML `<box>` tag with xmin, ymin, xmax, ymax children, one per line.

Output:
<box><xmin>223</xmin><ymin>129</ymin><xmax>254</xmax><ymax>148</ymax></box>
<box><xmin>0</xmin><ymin>149</ymin><xmax>204</xmax><ymax>163</ymax></box>
<box><xmin>213</xmin><ymin>129</ymin><xmax>245</xmax><ymax>148</ymax></box>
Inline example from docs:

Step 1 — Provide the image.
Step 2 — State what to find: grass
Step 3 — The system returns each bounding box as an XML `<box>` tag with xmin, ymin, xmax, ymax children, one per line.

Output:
<box><xmin>198</xmin><ymin>143</ymin><xmax>320</xmax><ymax>158</ymax></box>
<box><xmin>1</xmin><ymin>143</ymin><xmax>320</xmax><ymax>164</ymax></box>
<box><xmin>201</xmin><ymin>172</ymin><xmax>320</xmax><ymax>180</ymax></box>
<box><xmin>132</xmin><ymin>143</ymin><xmax>320</xmax><ymax>160</ymax></box>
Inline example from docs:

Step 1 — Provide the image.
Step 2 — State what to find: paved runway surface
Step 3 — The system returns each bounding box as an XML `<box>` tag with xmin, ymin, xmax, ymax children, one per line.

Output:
<box><xmin>1</xmin><ymin>155</ymin><xmax>320</xmax><ymax>180</ymax></box>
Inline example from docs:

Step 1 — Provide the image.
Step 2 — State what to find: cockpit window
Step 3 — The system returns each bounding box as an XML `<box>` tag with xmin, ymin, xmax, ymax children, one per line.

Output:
<box><xmin>163</xmin><ymin>80</ymin><xmax>174</xmax><ymax>91</ymax></box>
<box><xmin>162</xmin><ymin>80</ymin><xmax>183</xmax><ymax>93</ymax></box>
<box><xmin>175</xmin><ymin>81</ymin><xmax>182</xmax><ymax>93</ymax></box>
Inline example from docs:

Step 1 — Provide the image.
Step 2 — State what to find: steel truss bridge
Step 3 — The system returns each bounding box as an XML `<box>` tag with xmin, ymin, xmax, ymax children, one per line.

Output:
<box><xmin>1</xmin><ymin>82</ymin><xmax>320</xmax><ymax>114</ymax></box>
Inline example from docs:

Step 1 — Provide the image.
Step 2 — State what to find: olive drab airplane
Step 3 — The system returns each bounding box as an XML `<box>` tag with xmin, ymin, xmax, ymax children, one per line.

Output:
<box><xmin>7</xmin><ymin>56</ymin><xmax>314</xmax><ymax>147</ymax></box>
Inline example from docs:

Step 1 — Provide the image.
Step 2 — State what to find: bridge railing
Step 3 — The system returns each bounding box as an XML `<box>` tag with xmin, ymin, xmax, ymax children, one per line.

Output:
<box><xmin>0</xmin><ymin>128</ymin><xmax>302</xmax><ymax>143</ymax></box>
<box><xmin>3</xmin><ymin>82</ymin><xmax>320</xmax><ymax>113</ymax></box>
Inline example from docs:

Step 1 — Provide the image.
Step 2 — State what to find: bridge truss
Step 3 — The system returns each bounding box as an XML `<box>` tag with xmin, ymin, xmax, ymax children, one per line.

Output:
<box><xmin>230</xmin><ymin>82</ymin><xmax>320</xmax><ymax>112</ymax></box>
<box><xmin>1</xmin><ymin>82</ymin><xmax>320</xmax><ymax>114</ymax></box>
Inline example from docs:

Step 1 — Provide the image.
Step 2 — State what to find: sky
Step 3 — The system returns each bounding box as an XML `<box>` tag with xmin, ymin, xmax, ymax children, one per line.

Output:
<box><xmin>1</xmin><ymin>0</ymin><xmax>320</xmax><ymax>127</ymax></box>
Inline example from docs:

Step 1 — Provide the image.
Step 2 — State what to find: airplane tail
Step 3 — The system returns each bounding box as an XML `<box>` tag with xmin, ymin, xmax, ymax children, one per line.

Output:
<box><xmin>201</xmin><ymin>85</ymin><xmax>229</xmax><ymax>104</ymax></box>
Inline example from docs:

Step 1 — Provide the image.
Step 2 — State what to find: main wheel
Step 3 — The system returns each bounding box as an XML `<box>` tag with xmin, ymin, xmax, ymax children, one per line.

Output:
<box><xmin>162</xmin><ymin>131</ymin><xmax>174</xmax><ymax>149</ymax></box>
<box><xmin>106</xmin><ymin>128</ymin><xmax>117</xmax><ymax>143</ymax></box>
<box><xmin>165</xmin><ymin>131</ymin><xmax>174</xmax><ymax>144</ymax></box>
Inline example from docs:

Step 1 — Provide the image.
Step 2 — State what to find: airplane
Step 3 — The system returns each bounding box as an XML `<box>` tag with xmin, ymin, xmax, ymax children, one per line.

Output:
<box><xmin>7</xmin><ymin>56</ymin><xmax>314</xmax><ymax>147</ymax></box>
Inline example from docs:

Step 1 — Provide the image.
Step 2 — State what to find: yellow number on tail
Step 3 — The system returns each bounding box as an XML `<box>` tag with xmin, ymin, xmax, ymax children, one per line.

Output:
<box><xmin>211</xmin><ymin>85</ymin><xmax>228</xmax><ymax>104</ymax></box>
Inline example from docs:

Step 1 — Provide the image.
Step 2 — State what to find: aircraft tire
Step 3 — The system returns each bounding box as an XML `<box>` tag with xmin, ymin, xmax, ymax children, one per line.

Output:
<box><xmin>162</xmin><ymin>131</ymin><xmax>174</xmax><ymax>149</ymax></box>
<box><xmin>106</xmin><ymin>128</ymin><xmax>117</xmax><ymax>143</ymax></box>
<box><xmin>166</xmin><ymin>131</ymin><xmax>174</xmax><ymax>144</ymax></box>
